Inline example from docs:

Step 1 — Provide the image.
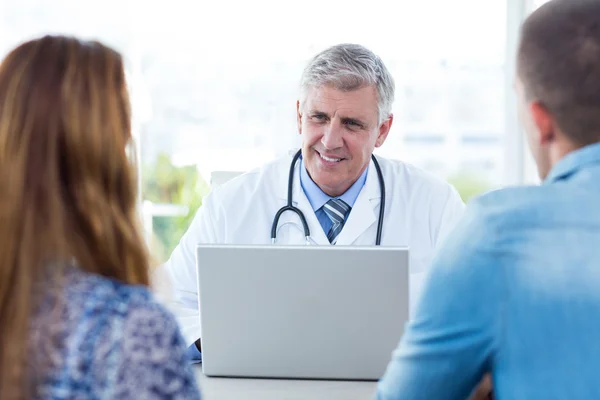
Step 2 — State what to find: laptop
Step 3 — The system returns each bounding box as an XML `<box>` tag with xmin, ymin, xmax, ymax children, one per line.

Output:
<box><xmin>196</xmin><ymin>244</ymin><xmax>409</xmax><ymax>381</ymax></box>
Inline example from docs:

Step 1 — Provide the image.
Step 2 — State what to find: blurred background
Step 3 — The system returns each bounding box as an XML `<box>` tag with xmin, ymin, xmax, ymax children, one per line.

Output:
<box><xmin>0</xmin><ymin>0</ymin><xmax>548</xmax><ymax>262</ymax></box>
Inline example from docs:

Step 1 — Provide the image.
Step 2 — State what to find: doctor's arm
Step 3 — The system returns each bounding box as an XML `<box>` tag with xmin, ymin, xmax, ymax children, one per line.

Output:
<box><xmin>375</xmin><ymin>208</ymin><xmax>503</xmax><ymax>400</ymax></box>
<box><xmin>156</xmin><ymin>193</ymin><xmax>220</xmax><ymax>354</ymax></box>
<box><xmin>434</xmin><ymin>185</ymin><xmax>466</xmax><ymax>248</ymax></box>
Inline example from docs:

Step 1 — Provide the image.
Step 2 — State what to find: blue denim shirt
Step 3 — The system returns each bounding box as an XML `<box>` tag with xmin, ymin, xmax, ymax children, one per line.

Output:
<box><xmin>376</xmin><ymin>142</ymin><xmax>600</xmax><ymax>399</ymax></box>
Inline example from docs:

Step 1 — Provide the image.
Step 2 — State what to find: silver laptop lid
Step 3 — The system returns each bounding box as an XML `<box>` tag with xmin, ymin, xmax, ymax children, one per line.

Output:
<box><xmin>197</xmin><ymin>245</ymin><xmax>409</xmax><ymax>380</ymax></box>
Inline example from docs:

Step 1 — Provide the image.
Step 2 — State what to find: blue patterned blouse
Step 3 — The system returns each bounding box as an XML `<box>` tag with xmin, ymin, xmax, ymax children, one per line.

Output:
<box><xmin>29</xmin><ymin>266</ymin><xmax>202</xmax><ymax>399</ymax></box>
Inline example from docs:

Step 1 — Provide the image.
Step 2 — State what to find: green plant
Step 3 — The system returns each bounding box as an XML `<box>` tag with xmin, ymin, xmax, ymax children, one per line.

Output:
<box><xmin>447</xmin><ymin>173</ymin><xmax>493</xmax><ymax>203</ymax></box>
<box><xmin>142</xmin><ymin>153</ymin><xmax>210</xmax><ymax>263</ymax></box>
<box><xmin>141</xmin><ymin>156</ymin><xmax>491</xmax><ymax>261</ymax></box>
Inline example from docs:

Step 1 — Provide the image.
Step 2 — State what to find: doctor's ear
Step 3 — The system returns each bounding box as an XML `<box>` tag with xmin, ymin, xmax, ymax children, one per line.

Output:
<box><xmin>296</xmin><ymin>100</ymin><xmax>303</xmax><ymax>135</ymax></box>
<box><xmin>375</xmin><ymin>114</ymin><xmax>393</xmax><ymax>148</ymax></box>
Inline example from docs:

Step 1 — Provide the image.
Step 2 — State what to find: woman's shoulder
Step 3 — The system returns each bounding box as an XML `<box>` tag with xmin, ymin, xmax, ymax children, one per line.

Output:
<box><xmin>33</xmin><ymin>267</ymin><xmax>201</xmax><ymax>399</ymax></box>
<box><xmin>35</xmin><ymin>266</ymin><xmax>182</xmax><ymax>353</ymax></box>
<box><xmin>64</xmin><ymin>267</ymin><xmax>163</xmax><ymax>315</ymax></box>
<box><xmin>60</xmin><ymin>267</ymin><xmax>183</xmax><ymax>347</ymax></box>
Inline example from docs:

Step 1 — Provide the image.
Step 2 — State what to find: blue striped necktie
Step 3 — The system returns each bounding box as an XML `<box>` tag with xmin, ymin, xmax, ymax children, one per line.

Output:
<box><xmin>323</xmin><ymin>199</ymin><xmax>351</xmax><ymax>244</ymax></box>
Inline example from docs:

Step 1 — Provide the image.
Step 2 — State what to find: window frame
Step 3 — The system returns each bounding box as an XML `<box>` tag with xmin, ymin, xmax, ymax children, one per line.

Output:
<box><xmin>503</xmin><ymin>0</ymin><xmax>531</xmax><ymax>186</ymax></box>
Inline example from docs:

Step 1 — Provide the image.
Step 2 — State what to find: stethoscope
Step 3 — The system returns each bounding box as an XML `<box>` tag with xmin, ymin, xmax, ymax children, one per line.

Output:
<box><xmin>271</xmin><ymin>149</ymin><xmax>386</xmax><ymax>245</ymax></box>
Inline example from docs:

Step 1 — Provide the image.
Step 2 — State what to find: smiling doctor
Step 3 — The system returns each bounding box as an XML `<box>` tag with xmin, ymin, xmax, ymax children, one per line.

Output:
<box><xmin>160</xmin><ymin>43</ymin><xmax>466</xmax><ymax>362</ymax></box>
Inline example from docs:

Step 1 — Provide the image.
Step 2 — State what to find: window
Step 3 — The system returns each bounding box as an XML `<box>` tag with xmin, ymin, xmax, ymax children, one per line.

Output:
<box><xmin>531</xmin><ymin>0</ymin><xmax>550</xmax><ymax>9</ymax></box>
<box><xmin>137</xmin><ymin>0</ymin><xmax>509</xmax><ymax>260</ymax></box>
<box><xmin>519</xmin><ymin>0</ymin><xmax>549</xmax><ymax>185</ymax></box>
<box><xmin>2</xmin><ymin>0</ymin><xmax>516</xmax><ymax>262</ymax></box>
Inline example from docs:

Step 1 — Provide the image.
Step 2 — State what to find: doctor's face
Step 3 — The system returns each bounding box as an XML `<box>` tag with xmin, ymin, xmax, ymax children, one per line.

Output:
<box><xmin>297</xmin><ymin>85</ymin><xmax>392</xmax><ymax>197</ymax></box>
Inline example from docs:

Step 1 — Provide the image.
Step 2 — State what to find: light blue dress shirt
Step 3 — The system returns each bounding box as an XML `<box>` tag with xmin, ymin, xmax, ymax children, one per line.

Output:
<box><xmin>186</xmin><ymin>158</ymin><xmax>369</xmax><ymax>363</ymax></box>
<box><xmin>299</xmin><ymin>158</ymin><xmax>368</xmax><ymax>234</ymax></box>
<box><xmin>185</xmin><ymin>340</ymin><xmax>202</xmax><ymax>363</ymax></box>
<box><xmin>376</xmin><ymin>142</ymin><xmax>600</xmax><ymax>399</ymax></box>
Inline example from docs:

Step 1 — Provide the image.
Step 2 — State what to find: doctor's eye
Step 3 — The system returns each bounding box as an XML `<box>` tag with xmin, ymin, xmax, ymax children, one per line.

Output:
<box><xmin>344</xmin><ymin>120</ymin><xmax>363</xmax><ymax>129</ymax></box>
<box><xmin>310</xmin><ymin>113</ymin><xmax>328</xmax><ymax>122</ymax></box>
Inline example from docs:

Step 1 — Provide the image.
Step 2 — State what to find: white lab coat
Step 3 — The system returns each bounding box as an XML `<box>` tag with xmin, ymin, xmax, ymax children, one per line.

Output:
<box><xmin>159</xmin><ymin>152</ymin><xmax>465</xmax><ymax>346</ymax></box>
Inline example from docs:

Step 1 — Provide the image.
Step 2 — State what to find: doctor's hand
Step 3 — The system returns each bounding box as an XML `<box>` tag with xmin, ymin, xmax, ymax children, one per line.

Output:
<box><xmin>469</xmin><ymin>374</ymin><xmax>493</xmax><ymax>400</ymax></box>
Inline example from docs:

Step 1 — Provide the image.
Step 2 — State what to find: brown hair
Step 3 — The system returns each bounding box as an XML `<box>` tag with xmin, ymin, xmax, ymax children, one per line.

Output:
<box><xmin>517</xmin><ymin>0</ymin><xmax>600</xmax><ymax>146</ymax></box>
<box><xmin>0</xmin><ymin>35</ymin><xmax>150</xmax><ymax>398</ymax></box>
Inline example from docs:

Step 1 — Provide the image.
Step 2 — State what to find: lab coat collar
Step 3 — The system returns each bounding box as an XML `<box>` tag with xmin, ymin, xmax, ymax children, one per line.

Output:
<box><xmin>274</xmin><ymin>150</ymin><xmax>329</xmax><ymax>244</ymax></box>
<box><xmin>334</xmin><ymin>160</ymin><xmax>381</xmax><ymax>245</ymax></box>
<box><xmin>276</xmin><ymin>149</ymin><xmax>303</xmax><ymax>204</ymax></box>
<box><xmin>276</xmin><ymin>150</ymin><xmax>382</xmax><ymax>203</ymax></box>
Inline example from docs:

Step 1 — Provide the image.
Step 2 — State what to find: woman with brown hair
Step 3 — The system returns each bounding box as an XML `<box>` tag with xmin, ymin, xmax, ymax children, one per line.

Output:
<box><xmin>0</xmin><ymin>35</ymin><xmax>201</xmax><ymax>399</ymax></box>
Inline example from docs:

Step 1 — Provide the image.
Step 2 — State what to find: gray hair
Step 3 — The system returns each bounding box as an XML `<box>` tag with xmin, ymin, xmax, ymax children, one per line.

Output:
<box><xmin>299</xmin><ymin>43</ymin><xmax>395</xmax><ymax>124</ymax></box>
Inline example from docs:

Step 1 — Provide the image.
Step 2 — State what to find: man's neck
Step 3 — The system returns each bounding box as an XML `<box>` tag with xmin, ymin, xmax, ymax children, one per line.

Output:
<box><xmin>550</xmin><ymin>136</ymin><xmax>584</xmax><ymax>170</ymax></box>
<box><xmin>299</xmin><ymin>159</ymin><xmax>370</xmax><ymax>211</ymax></box>
<box><xmin>310</xmin><ymin>167</ymin><xmax>369</xmax><ymax>198</ymax></box>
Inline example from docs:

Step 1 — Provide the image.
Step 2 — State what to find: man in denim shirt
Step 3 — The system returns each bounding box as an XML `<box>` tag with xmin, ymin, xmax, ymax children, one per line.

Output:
<box><xmin>376</xmin><ymin>0</ymin><xmax>600</xmax><ymax>399</ymax></box>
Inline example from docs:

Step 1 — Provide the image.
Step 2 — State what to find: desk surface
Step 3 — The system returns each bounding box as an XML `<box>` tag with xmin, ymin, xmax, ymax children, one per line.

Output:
<box><xmin>195</xmin><ymin>366</ymin><xmax>377</xmax><ymax>400</ymax></box>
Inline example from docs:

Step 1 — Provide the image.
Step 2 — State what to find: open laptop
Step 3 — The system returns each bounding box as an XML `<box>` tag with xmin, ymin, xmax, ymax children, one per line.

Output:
<box><xmin>196</xmin><ymin>244</ymin><xmax>409</xmax><ymax>381</ymax></box>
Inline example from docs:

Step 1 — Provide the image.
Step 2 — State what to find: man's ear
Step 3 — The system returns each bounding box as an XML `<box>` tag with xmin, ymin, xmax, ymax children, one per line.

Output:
<box><xmin>296</xmin><ymin>100</ymin><xmax>303</xmax><ymax>135</ymax></box>
<box><xmin>375</xmin><ymin>114</ymin><xmax>394</xmax><ymax>148</ymax></box>
<box><xmin>530</xmin><ymin>102</ymin><xmax>555</xmax><ymax>145</ymax></box>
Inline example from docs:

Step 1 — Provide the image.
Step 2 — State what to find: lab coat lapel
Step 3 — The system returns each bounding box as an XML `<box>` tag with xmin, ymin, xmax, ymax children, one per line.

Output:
<box><xmin>335</xmin><ymin>161</ymin><xmax>380</xmax><ymax>245</ymax></box>
<box><xmin>293</xmin><ymin>184</ymin><xmax>330</xmax><ymax>245</ymax></box>
<box><xmin>276</xmin><ymin>151</ymin><xmax>329</xmax><ymax>245</ymax></box>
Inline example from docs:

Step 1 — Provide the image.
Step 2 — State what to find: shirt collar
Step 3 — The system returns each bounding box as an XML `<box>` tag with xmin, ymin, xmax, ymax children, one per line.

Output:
<box><xmin>299</xmin><ymin>158</ymin><xmax>369</xmax><ymax>212</ymax></box>
<box><xmin>545</xmin><ymin>142</ymin><xmax>600</xmax><ymax>183</ymax></box>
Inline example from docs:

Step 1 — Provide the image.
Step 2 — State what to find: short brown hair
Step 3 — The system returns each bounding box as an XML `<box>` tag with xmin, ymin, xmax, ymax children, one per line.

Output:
<box><xmin>517</xmin><ymin>0</ymin><xmax>600</xmax><ymax>146</ymax></box>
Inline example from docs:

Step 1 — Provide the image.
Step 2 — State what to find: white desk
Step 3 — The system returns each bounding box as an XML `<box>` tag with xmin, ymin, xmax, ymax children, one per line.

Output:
<box><xmin>195</xmin><ymin>366</ymin><xmax>377</xmax><ymax>400</ymax></box>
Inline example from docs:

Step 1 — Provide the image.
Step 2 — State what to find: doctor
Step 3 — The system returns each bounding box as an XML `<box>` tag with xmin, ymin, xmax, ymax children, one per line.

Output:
<box><xmin>160</xmin><ymin>43</ymin><xmax>466</xmax><ymax>362</ymax></box>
